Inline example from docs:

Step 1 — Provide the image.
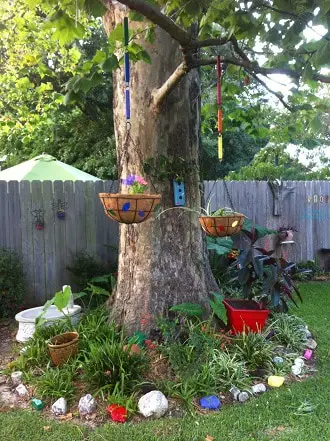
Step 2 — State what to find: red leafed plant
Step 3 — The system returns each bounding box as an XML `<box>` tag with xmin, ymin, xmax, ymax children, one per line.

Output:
<box><xmin>106</xmin><ymin>404</ymin><xmax>127</xmax><ymax>423</ymax></box>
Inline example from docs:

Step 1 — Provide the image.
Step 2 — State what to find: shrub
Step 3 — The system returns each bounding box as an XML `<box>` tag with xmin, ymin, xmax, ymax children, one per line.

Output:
<box><xmin>0</xmin><ymin>248</ymin><xmax>27</xmax><ymax>318</ymax></box>
<box><xmin>266</xmin><ymin>313</ymin><xmax>307</xmax><ymax>352</ymax></box>
<box><xmin>230</xmin><ymin>331</ymin><xmax>274</xmax><ymax>371</ymax></box>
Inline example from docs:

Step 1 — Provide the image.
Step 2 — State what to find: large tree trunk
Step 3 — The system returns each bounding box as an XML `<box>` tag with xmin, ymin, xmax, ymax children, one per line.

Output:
<box><xmin>103</xmin><ymin>7</ymin><xmax>218</xmax><ymax>334</ymax></box>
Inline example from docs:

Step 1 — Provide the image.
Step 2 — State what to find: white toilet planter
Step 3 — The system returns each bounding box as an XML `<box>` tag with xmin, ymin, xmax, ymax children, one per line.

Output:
<box><xmin>15</xmin><ymin>305</ymin><xmax>81</xmax><ymax>343</ymax></box>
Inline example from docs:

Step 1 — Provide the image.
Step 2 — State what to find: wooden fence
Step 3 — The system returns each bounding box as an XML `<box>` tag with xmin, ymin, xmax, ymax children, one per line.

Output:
<box><xmin>1</xmin><ymin>180</ymin><xmax>330</xmax><ymax>305</ymax></box>
<box><xmin>0</xmin><ymin>180</ymin><xmax>118</xmax><ymax>306</ymax></box>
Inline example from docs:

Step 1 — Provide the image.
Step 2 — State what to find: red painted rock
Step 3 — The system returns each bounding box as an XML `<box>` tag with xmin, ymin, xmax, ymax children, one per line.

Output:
<box><xmin>123</xmin><ymin>344</ymin><xmax>141</xmax><ymax>356</ymax></box>
<box><xmin>106</xmin><ymin>404</ymin><xmax>127</xmax><ymax>423</ymax></box>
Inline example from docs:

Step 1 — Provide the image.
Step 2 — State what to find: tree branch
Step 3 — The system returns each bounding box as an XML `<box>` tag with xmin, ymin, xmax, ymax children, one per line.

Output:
<box><xmin>249</xmin><ymin>72</ymin><xmax>294</xmax><ymax>111</ymax></box>
<box><xmin>191</xmin><ymin>37</ymin><xmax>229</xmax><ymax>48</ymax></box>
<box><xmin>151</xmin><ymin>62</ymin><xmax>189</xmax><ymax>109</ymax></box>
<box><xmin>114</xmin><ymin>0</ymin><xmax>192</xmax><ymax>46</ymax></box>
<box><xmin>192</xmin><ymin>57</ymin><xmax>330</xmax><ymax>83</ymax></box>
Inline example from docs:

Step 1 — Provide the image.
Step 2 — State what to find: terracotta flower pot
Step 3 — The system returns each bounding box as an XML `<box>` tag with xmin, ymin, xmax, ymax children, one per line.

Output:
<box><xmin>48</xmin><ymin>332</ymin><xmax>79</xmax><ymax>367</ymax></box>
<box><xmin>199</xmin><ymin>213</ymin><xmax>245</xmax><ymax>237</ymax></box>
<box><xmin>99</xmin><ymin>193</ymin><xmax>161</xmax><ymax>224</ymax></box>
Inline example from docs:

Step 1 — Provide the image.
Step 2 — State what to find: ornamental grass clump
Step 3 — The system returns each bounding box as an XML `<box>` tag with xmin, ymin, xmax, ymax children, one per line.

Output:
<box><xmin>208</xmin><ymin>349</ymin><xmax>250</xmax><ymax>391</ymax></box>
<box><xmin>266</xmin><ymin>313</ymin><xmax>307</xmax><ymax>352</ymax></box>
<box><xmin>230</xmin><ymin>331</ymin><xmax>274</xmax><ymax>372</ymax></box>
<box><xmin>33</xmin><ymin>363</ymin><xmax>78</xmax><ymax>402</ymax></box>
<box><xmin>81</xmin><ymin>339</ymin><xmax>147</xmax><ymax>395</ymax></box>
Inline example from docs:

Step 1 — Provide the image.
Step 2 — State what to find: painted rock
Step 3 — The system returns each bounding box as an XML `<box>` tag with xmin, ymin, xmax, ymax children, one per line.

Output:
<box><xmin>305</xmin><ymin>338</ymin><xmax>317</xmax><ymax>350</ymax></box>
<box><xmin>291</xmin><ymin>364</ymin><xmax>302</xmax><ymax>376</ymax></box>
<box><xmin>294</xmin><ymin>358</ymin><xmax>305</xmax><ymax>368</ymax></box>
<box><xmin>138</xmin><ymin>391</ymin><xmax>168</xmax><ymax>418</ymax></box>
<box><xmin>267</xmin><ymin>376</ymin><xmax>285</xmax><ymax>388</ymax></box>
<box><xmin>199</xmin><ymin>395</ymin><xmax>221</xmax><ymax>410</ymax></box>
<box><xmin>229</xmin><ymin>386</ymin><xmax>240</xmax><ymax>400</ymax></box>
<box><xmin>11</xmin><ymin>371</ymin><xmax>23</xmax><ymax>386</ymax></box>
<box><xmin>272</xmin><ymin>356</ymin><xmax>284</xmax><ymax>364</ymax></box>
<box><xmin>106</xmin><ymin>404</ymin><xmax>127</xmax><ymax>423</ymax></box>
<box><xmin>238</xmin><ymin>391</ymin><xmax>250</xmax><ymax>403</ymax></box>
<box><xmin>303</xmin><ymin>349</ymin><xmax>313</xmax><ymax>360</ymax></box>
<box><xmin>51</xmin><ymin>397</ymin><xmax>67</xmax><ymax>415</ymax></box>
<box><xmin>31</xmin><ymin>398</ymin><xmax>44</xmax><ymax>410</ymax></box>
<box><xmin>251</xmin><ymin>383</ymin><xmax>267</xmax><ymax>394</ymax></box>
<box><xmin>15</xmin><ymin>384</ymin><xmax>29</xmax><ymax>397</ymax></box>
<box><xmin>78</xmin><ymin>394</ymin><xmax>96</xmax><ymax>416</ymax></box>
<box><xmin>123</xmin><ymin>344</ymin><xmax>142</xmax><ymax>356</ymax></box>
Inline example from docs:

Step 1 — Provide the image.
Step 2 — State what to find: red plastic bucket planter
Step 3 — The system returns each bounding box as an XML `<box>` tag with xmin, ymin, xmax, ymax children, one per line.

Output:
<box><xmin>223</xmin><ymin>299</ymin><xmax>269</xmax><ymax>334</ymax></box>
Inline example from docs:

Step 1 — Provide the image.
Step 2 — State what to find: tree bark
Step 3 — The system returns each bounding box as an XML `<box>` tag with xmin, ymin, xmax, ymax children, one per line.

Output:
<box><xmin>103</xmin><ymin>7</ymin><xmax>218</xmax><ymax>334</ymax></box>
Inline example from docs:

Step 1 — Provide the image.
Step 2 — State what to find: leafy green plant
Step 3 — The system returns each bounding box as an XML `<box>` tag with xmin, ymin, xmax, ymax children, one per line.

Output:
<box><xmin>0</xmin><ymin>248</ymin><xmax>27</xmax><ymax>318</ymax></box>
<box><xmin>81</xmin><ymin>339</ymin><xmax>146</xmax><ymax>394</ymax></box>
<box><xmin>208</xmin><ymin>349</ymin><xmax>250</xmax><ymax>390</ymax></box>
<box><xmin>77</xmin><ymin>307</ymin><xmax>120</xmax><ymax>353</ymax></box>
<box><xmin>169</xmin><ymin>303</ymin><xmax>204</xmax><ymax>318</ymax></box>
<box><xmin>209</xmin><ymin>292</ymin><xmax>227</xmax><ymax>325</ymax></box>
<box><xmin>33</xmin><ymin>363</ymin><xmax>77</xmax><ymax>402</ymax></box>
<box><xmin>232</xmin><ymin>225</ymin><xmax>306</xmax><ymax>310</ymax></box>
<box><xmin>230</xmin><ymin>331</ymin><xmax>274</xmax><ymax>371</ymax></box>
<box><xmin>36</xmin><ymin>286</ymin><xmax>73</xmax><ymax>328</ymax></box>
<box><xmin>266</xmin><ymin>313</ymin><xmax>307</xmax><ymax>352</ymax></box>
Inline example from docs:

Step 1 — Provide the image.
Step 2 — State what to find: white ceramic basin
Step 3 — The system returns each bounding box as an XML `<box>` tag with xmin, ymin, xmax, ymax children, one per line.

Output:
<box><xmin>15</xmin><ymin>305</ymin><xmax>81</xmax><ymax>343</ymax></box>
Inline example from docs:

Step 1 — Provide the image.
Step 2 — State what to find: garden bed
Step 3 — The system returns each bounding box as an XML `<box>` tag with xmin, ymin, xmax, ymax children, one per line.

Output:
<box><xmin>0</xmin><ymin>303</ymin><xmax>318</xmax><ymax>426</ymax></box>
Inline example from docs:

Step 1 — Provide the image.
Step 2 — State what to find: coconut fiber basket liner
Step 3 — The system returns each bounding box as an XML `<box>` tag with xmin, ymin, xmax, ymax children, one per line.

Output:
<box><xmin>199</xmin><ymin>213</ymin><xmax>245</xmax><ymax>237</ymax></box>
<box><xmin>99</xmin><ymin>193</ymin><xmax>161</xmax><ymax>224</ymax></box>
<box><xmin>48</xmin><ymin>332</ymin><xmax>79</xmax><ymax>367</ymax></box>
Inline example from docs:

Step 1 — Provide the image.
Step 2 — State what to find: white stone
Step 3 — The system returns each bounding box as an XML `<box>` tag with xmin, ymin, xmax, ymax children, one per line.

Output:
<box><xmin>51</xmin><ymin>397</ymin><xmax>67</xmax><ymax>415</ymax></box>
<box><xmin>11</xmin><ymin>371</ymin><xmax>23</xmax><ymax>386</ymax></box>
<box><xmin>294</xmin><ymin>357</ymin><xmax>305</xmax><ymax>368</ymax></box>
<box><xmin>15</xmin><ymin>384</ymin><xmax>29</xmax><ymax>397</ymax></box>
<box><xmin>78</xmin><ymin>394</ymin><xmax>96</xmax><ymax>416</ymax></box>
<box><xmin>305</xmin><ymin>338</ymin><xmax>317</xmax><ymax>350</ymax></box>
<box><xmin>251</xmin><ymin>383</ymin><xmax>267</xmax><ymax>394</ymax></box>
<box><xmin>291</xmin><ymin>364</ymin><xmax>302</xmax><ymax>376</ymax></box>
<box><xmin>238</xmin><ymin>391</ymin><xmax>250</xmax><ymax>403</ymax></box>
<box><xmin>138</xmin><ymin>391</ymin><xmax>168</xmax><ymax>418</ymax></box>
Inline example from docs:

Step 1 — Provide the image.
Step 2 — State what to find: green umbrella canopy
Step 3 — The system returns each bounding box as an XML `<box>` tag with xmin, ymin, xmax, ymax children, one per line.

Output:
<box><xmin>0</xmin><ymin>154</ymin><xmax>101</xmax><ymax>181</ymax></box>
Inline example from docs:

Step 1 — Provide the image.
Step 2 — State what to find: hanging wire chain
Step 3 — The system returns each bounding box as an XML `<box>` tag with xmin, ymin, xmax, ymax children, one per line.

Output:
<box><xmin>223</xmin><ymin>180</ymin><xmax>235</xmax><ymax>211</ymax></box>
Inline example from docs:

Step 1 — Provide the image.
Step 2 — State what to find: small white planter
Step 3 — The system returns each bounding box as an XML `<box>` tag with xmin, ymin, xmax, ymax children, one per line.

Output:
<box><xmin>15</xmin><ymin>305</ymin><xmax>81</xmax><ymax>343</ymax></box>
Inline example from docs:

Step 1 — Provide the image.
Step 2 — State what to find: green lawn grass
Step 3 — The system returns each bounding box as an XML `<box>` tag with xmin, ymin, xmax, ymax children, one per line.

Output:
<box><xmin>1</xmin><ymin>282</ymin><xmax>329</xmax><ymax>441</ymax></box>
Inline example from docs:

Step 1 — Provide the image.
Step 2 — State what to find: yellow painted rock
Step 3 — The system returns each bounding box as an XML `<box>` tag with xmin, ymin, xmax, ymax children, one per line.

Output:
<box><xmin>268</xmin><ymin>376</ymin><xmax>285</xmax><ymax>388</ymax></box>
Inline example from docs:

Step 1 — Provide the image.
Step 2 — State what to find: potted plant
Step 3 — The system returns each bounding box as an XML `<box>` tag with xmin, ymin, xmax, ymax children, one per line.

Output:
<box><xmin>36</xmin><ymin>286</ymin><xmax>79</xmax><ymax>367</ymax></box>
<box><xmin>99</xmin><ymin>175</ymin><xmax>161</xmax><ymax>225</ymax></box>
<box><xmin>158</xmin><ymin>202</ymin><xmax>245</xmax><ymax>238</ymax></box>
<box><xmin>222</xmin><ymin>222</ymin><xmax>304</xmax><ymax>333</ymax></box>
<box><xmin>199</xmin><ymin>207</ymin><xmax>245</xmax><ymax>238</ymax></box>
<box><xmin>278</xmin><ymin>226</ymin><xmax>297</xmax><ymax>242</ymax></box>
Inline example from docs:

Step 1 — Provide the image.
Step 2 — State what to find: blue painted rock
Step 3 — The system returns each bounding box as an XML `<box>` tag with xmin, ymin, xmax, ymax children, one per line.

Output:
<box><xmin>199</xmin><ymin>395</ymin><xmax>221</xmax><ymax>410</ymax></box>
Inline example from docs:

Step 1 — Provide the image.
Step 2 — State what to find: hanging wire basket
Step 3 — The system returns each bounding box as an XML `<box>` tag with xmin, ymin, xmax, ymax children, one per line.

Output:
<box><xmin>199</xmin><ymin>213</ymin><xmax>245</xmax><ymax>237</ymax></box>
<box><xmin>99</xmin><ymin>193</ymin><xmax>161</xmax><ymax>224</ymax></box>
